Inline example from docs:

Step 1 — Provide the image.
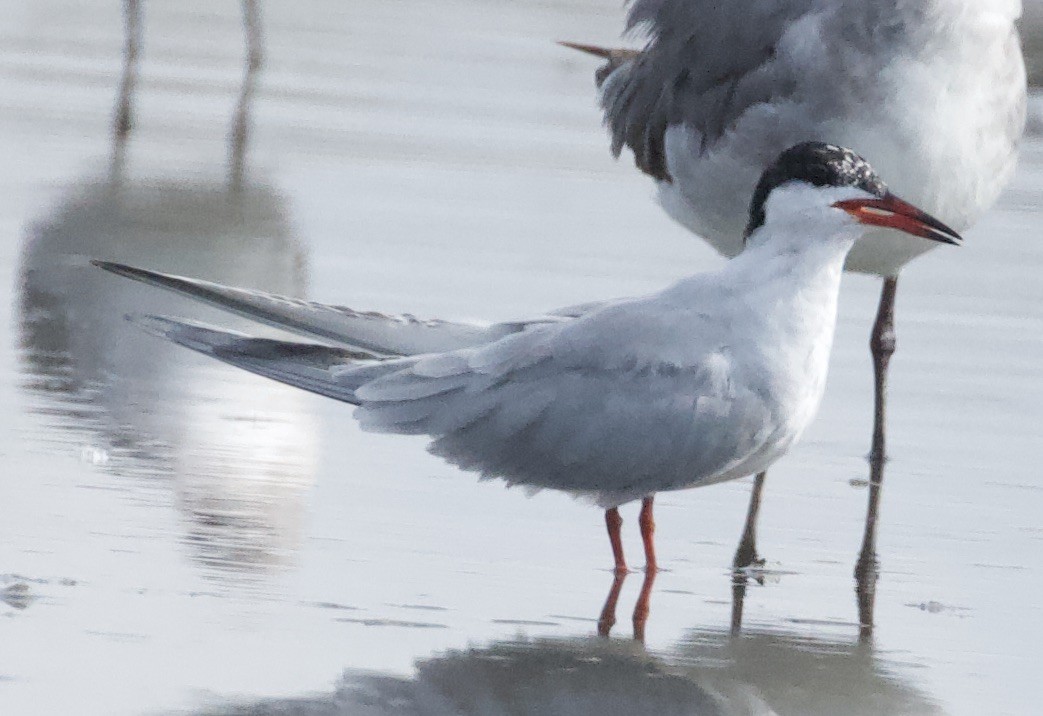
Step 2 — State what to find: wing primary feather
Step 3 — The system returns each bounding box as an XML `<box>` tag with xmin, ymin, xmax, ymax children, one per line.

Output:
<box><xmin>130</xmin><ymin>314</ymin><xmax>374</xmax><ymax>404</ymax></box>
<box><xmin>92</xmin><ymin>260</ymin><xmax>494</xmax><ymax>357</ymax></box>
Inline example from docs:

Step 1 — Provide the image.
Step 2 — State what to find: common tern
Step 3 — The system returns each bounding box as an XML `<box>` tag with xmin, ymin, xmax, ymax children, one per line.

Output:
<box><xmin>94</xmin><ymin>143</ymin><xmax>961</xmax><ymax>575</ymax></box>
<box><xmin>564</xmin><ymin>0</ymin><xmax>1025</xmax><ymax>569</ymax></box>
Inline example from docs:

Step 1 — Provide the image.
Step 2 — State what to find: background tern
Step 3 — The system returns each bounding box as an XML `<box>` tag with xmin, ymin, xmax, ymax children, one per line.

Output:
<box><xmin>563</xmin><ymin>0</ymin><xmax>1026</xmax><ymax>574</ymax></box>
<box><xmin>93</xmin><ymin>144</ymin><xmax>961</xmax><ymax>608</ymax></box>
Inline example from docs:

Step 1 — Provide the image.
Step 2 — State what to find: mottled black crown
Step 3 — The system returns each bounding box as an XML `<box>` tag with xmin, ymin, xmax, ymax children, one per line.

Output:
<box><xmin>745</xmin><ymin>142</ymin><xmax>888</xmax><ymax>236</ymax></box>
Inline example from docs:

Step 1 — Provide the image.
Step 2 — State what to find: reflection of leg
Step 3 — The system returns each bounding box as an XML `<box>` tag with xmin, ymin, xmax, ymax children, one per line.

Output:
<box><xmin>241</xmin><ymin>0</ymin><xmax>264</xmax><ymax>71</ymax></box>
<box><xmin>605</xmin><ymin>507</ymin><xmax>627</xmax><ymax>575</ymax></box>
<box><xmin>856</xmin><ymin>557</ymin><xmax>876</xmax><ymax>642</ymax></box>
<box><xmin>111</xmin><ymin>0</ymin><xmax>142</xmax><ymax>180</ymax></box>
<box><xmin>229</xmin><ymin>0</ymin><xmax>265</xmax><ymax>188</ymax></box>
<box><xmin>632</xmin><ymin>568</ymin><xmax>657</xmax><ymax>642</ymax></box>
<box><xmin>855</xmin><ymin>277</ymin><xmax>898</xmax><ymax>639</ymax></box>
<box><xmin>597</xmin><ymin>571</ymin><xmax>627</xmax><ymax>637</ymax></box>
<box><xmin>730</xmin><ymin>570</ymin><xmax>748</xmax><ymax>635</ymax></box>
<box><xmin>733</xmin><ymin>472</ymin><xmax>767</xmax><ymax>570</ymax></box>
<box><xmin>638</xmin><ymin>496</ymin><xmax>658</xmax><ymax>573</ymax></box>
<box><xmin>856</xmin><ymin>464</ymin><xmax>883</xmax><ymax>641</ymax></box>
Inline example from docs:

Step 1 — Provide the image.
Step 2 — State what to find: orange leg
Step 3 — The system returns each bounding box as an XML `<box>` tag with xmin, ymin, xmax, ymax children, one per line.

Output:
<box><xmin>605</xmin><ymin>507</ymin><xmax>627</xmax><ymax>575</ymax></box>
<box><xmin>638</xmin><ymin>496</ymin><xmax>658</xmax><ymax>573</ymax></box>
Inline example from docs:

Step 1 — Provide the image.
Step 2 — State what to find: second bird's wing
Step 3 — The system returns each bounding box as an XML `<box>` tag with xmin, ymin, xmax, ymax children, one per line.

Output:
<box><xmin>583</xmin><ymin>0</ymin><xmax>923</xmax><ymax>185</ymax></box>
<box><xmin>595</xmin><ymin>0</ymin><xmax>820</xmax><ymax>181</ymax></box>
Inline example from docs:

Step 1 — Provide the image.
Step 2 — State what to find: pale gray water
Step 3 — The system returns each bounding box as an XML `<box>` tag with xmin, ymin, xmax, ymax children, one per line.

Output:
<box><xmin>1</xmin><ymin>2</ymin><xmax>1041</xmax><ymax>714</ymax></box>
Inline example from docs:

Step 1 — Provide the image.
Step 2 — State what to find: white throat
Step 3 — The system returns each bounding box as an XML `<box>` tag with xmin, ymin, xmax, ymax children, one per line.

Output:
<box><xmin>745</xmin><ymin>183</ymin><xmax>867</xmax><ymax>256</ymax></box>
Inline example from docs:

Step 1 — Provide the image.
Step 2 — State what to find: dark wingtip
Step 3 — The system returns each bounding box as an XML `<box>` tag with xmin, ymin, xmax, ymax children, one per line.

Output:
<box><xmin>557</xmin><ymin>40</ymin><xmax>615</xmax><ymax>59</ymax></box>
<box><xmin>91</xmin><ymin>259</ymin><xmax>151</xmax><ymax>281</ymax></box>
<box><xmin>126</xmin><ymin>312</ymin><xmax>179</xmax><ymax>338</ymax></box>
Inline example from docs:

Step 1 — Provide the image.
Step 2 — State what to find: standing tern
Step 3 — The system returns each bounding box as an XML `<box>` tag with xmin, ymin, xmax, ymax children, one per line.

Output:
<box><xmin>563</xmin><ymin>0</ymin><xmax>1026</xmax><ymax>571</ymax></box>
<box><xmin>93</xmin><ymin>143</ymin><xmax>961</xmax><ymax>577</ymax></box>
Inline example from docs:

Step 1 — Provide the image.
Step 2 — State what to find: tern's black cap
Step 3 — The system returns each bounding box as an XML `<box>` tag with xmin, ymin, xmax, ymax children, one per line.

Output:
<box><xmin>745</xmin><ymin>142</ymin><xmax>888</xmax><ymax>236</ymax></box>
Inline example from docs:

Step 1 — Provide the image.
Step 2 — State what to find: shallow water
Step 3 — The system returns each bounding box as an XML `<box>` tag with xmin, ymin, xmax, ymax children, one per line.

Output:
<box><xmin>1</xmin><ymin>2</ymin><xmax>1041</xmax><ymax>714</ymax></box>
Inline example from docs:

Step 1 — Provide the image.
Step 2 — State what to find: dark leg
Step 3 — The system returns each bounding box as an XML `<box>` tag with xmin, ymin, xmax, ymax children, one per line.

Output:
<box><xmin>730</xmin><ymin>475</ymin><xmax>766</xmax><ymax>634</ymax></box>
<box><xmin>605</xmin><ymin>507</ymin><xmax>627</xmax><ymax>575</ymax></box>
<box><xmin>632</xmin><ymin>568</ymin><xmax>657</xmax><ymax>642</ymax></box>
<box><xmin>733</xmin><ymin>472</ymin><xmax>767</xmax><ymax>570</ymax></box>
<box><xmin>597</xmin><ymin>571</ymin><xmax>627</xmax><ymax>637</ymax></box>
<box><xmin>638</xmin><ymin>496</ymin><xmax>658</xmax><ymax>574</ymax></box>
<box><xmin>855</xmin><ymin>276</ymin><xmax>898</xmax><ymax>640</ymax></box>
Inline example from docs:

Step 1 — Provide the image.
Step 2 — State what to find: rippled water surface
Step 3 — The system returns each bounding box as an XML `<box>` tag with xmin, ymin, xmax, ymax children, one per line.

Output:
<box><xmin>1</xmin><ymin>2</ymin><xmax>1041</xmax><ymax>714</ymax></box>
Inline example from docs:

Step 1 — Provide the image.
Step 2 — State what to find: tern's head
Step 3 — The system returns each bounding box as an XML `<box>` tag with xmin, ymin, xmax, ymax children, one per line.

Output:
<box><xmin>744</xmin><ymin>142</ymin><xmax>962</xmax><ymax>248</ymax></box>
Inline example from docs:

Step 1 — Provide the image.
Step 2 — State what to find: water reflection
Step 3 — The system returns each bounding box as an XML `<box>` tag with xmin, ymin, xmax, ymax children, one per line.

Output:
<box><xmin>200</xmin><ymin>554</ymin><xmax>922</xmax><ymax>714</ymax></box>
<box><xmin>602</xmin><ymin>549</ymin><xmax>876</xmax><ymax>648</ymax></box>
<box><xmin>15</xmin><ymin>0</ymin><xmax>318</xmax><ymax>578</ymax></box>
<box><xmin>18</xmin><ymin>182</ymin><xmax>319</xmax><ymax>576</ymax></box>
<box><xmin>598</xmin><ymin>570</ymin><xmax>657</xmax><ymax>642</ymax></box>
<box><xmin>202</xmin><ymin>627</ymin><xmax>940</xmax><ymax>716</ymax></box>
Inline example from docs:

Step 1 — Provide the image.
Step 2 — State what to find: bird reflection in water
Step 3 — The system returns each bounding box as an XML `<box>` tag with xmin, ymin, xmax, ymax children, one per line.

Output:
<box><xmin>201</xmin><ymin>586</ymin><xmax>938</xmax><ymax>715</ymax></box>
<box><xmin>16</xmin><ymin>0</ymin><xmax>318</xmax><ymax>578</ymax></box>
<box><xmin>200</xmin><ymin>543</ymin><xmax>930</xmax><ymax>715</ymax></box>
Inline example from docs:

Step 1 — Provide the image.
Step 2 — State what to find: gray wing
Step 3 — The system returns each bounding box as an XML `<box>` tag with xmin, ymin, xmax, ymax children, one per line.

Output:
<box><xmin>94</xmin><ymin>261</ymin><xmax>602</xmax><ymax>357</ymax></box>
<box><xmin>134</xmin><ymin>308</ymin><xmax>777</xmax><ymax>501</ymax></box>
<box><xmin>599</xmin><ymin>0</ymin><xmax>818</xmax><ymax>181</ymax></box>
<box><xmin>592</xmin><ymin>0</ymin><xmax>917</xmax><ymax>182</ymax></box>
<box><xmin>355</xmin><ymin>306</ymin><xmax>777</xmax><ymax>499</ymax></box>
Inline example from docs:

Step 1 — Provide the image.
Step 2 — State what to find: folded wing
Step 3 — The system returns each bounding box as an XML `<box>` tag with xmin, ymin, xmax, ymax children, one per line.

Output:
<box><xmin>351</xmin><ymin>306</ymin><xmax>777</xmax><ymax>498</ymax></box>
<box><xmin>111</xmin><ymin>266</ymin><xmax>777</xmax><ymax>499</ymax></box>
